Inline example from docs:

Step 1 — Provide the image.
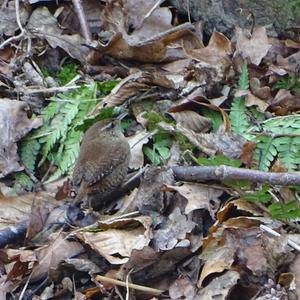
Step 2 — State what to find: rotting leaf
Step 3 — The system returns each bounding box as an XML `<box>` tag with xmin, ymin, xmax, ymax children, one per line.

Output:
<box><xmin>165</xmin><ymin>183</ymin><xmax>222</xmax><ymax>218</ymax></box>
<box><xmin>153</xmin><ymin>207</ymin><xmax>196</xmax><ymax>251</ymax></box>
<box><xmin>169</xmin><ymin>110</ymin><xmax>212</xmax><ymax>133</ymax></box>
<box><xmin>27</xmin><ymin>7</ymin><xmax>89</xmax><ymax>63</ymax></box>
<box><xmin>127</xmin><ymin>130</ymin><xmax>149</xmax><ymax>169</ymax></box>
<box><xmin>235</xmin><ymin>26</ymin><xmax>271</xmax><ymax>65</ymax></box>
<box><xmin>0</xmin><ymin>99</ymin><xmax>42</xmax><ymax>178</ymax></box>
<box><xmin>76</xmin><ymin>216</ymin><xmax>152</xmax><ymax>264</ymax></box>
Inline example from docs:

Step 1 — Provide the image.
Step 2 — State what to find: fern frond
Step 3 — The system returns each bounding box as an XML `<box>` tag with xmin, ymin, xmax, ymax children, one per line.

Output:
<box><xmin>229</xmin><ymin>63</ymin><xmax>252</xmax><ymax>138</ymax></box>
<box><xmin>42</xmin><ymin>101</ymin><xmax>60</xmax><ymax>123</ymax></box>
<box><xmin>230</xmin><ymin>97</ymin><xmax>250</xmax><ymax>135</ymax></box>
<box><xmin>255</xmin><ymin>136</ymin><xmax>277</xmax><ymax>171</ymax></box>
<box><xmin>238</xmin><ymin>63</ymin><xmax>249</xmax><ymax>90</ymax></box>
<box><xmin>19</xmin><ymin>138</ymin><xmax>40</xmax><ymax>172</ymax></box>
<box><xmin>14</xmin><ymin>172</ymin><xmax>34</xmax><ymax>190</ymax></box>
<box><xmin>274</xmin><ymin>137</ymin><xmax>300</xmax><ymax>171</ymax></box>
<box><xmin>48</xmin><ymin>129</ymin><xmax>81</xmax><ymax>182</ymax></box>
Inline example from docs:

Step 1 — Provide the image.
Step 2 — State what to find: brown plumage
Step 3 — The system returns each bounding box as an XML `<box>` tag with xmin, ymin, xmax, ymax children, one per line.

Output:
<box><xmin>72</xmin><ymin>119</ymin><xmax>130</xmax><ymax>208</ymax></box>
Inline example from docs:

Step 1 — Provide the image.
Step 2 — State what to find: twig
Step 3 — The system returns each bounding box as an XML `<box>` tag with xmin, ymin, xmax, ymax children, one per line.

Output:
<box><xmin>95</xmin><ymin>275</ymin><xmax>164</xmax><ymax>295</ymax></box>
<box><xmin>15</xmin><ymin>0</ymin><xmax>25</xmax><ymax>33</ymax></box>
<box><xmin>186</xmin><ymin>0</ymin><xmax>191</xmax><ymax>23</ymax></box>
<box><xmin>125</xmin><ymin>269</ymin><xmax>134</xmax><ymax>300</ymax></box>
<box><xmin>251</xmin><ymin>132</ymin><xmax>300</xmax><ymax>138</ymax></box>
<box><xmin>144</xmin><ymin>0</ymin><xmax>163</xmax><ymax>19</ymax></box>
<box><xmin>260</xmin><ymin>224</ymin><xmax>300</xmax><ymax>251</ymax></box>
<box><xmin>172</xmin><ymin>165</ymin><xmax>300</xmax><ymax>186</ymax></box>
<box><xmin>72</xmin><ymin>0</ymin><xmax>91</xmax><ymax>42</ymax></box>
<box><xmin>20</xmin><ymin>85</ymin><xmax>81</xmax><ymax>94</ymax></box>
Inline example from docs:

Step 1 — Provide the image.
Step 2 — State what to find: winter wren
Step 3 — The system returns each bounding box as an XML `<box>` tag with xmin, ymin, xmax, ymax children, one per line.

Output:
<box><xmin>72</xmin><ymin>119</ymin><xmax>130</xmax><ymax>207</ymax></box>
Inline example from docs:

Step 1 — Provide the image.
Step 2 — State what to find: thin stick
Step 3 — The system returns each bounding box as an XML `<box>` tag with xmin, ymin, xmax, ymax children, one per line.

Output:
<box><xmin>144</xmin><ymin>0</ymin><xmax>163</xmax><ymax>19</ymax></box>
<box><xmin>95</xmin><ymin>275</ymin><xmax>164</xmax><ymax>295</ymax></box>
<box><xmin>260</xmin><ymin>224</ymin><xmax>300</xmax><ymax>251</ymax></box>
<box><xmin>20</xmin><ymin>85</ymin><xmax>81</xmax><ymax>94</ymax></box>
<box><xmin>72</xmin><ymin>0</ymin><xmax>91</xmax><ymax>42</ymax></box>
<box><xmin>15</xmin><ymin>0</ymin><xmax>25</xmax><ymax>33</ymax></box>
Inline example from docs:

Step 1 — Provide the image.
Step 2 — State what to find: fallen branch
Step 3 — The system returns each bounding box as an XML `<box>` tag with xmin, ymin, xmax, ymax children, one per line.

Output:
<box><xmin>171</xmin><ymin>165</ymin><xmax>300</xmax><ymax>186</ymax></box>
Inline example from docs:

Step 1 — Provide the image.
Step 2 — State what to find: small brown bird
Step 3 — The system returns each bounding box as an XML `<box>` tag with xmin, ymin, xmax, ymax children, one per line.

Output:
<box><xmin>72</xmin><ymin>119</ymin><xmax>130</xmax><ymax>208</ymax></box>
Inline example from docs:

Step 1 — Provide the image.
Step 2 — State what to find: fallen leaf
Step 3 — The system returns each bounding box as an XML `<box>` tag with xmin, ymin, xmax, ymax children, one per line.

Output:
<box><xmin>235</xmin><ymin>26</ymin><xmax>271</xmax><ymax>65</ymax></box>
<box><xmin>169</xmin><ymin>276</ymin><xmax>196</xmax><ymax>299</ymax></box>
<box><xmin>31</xmin><ymin>232</ymin><xmax>84</xmax><ymax>282</ymax></box>
<box><xmin>165</xmin><ymin>183</ymin><xmax>222</xmax><ymax>218</ymax></box>
<box><xmin>27</xmin><ymin>7</ymin><xmax>89</xmax><ymax>63</ymax></box>
<box><xmin>196</xmin><ymin>271</ymin><xmax>240</xmax><ymax>299</ymax></box>
<box><xmin>0</xmin><ymin>2</ymin><xmax>28</xmax><ymax>36</ymax></box>
<box><xmin>246</xmin><ymin>91</ymin><xmax>269</xmax><ymax>112</ymax></box>
<box><xmin>269</xmin><ymin>89</ymin><xmax>300</xmax><ymax>115</ymax></box>
<box><xmin>177</xmin><ymin>123</ymin><xmax>246</xmax><ymax>158</ymax></box>
<box><xmin>0</xmin><ymin>99</ymin><xmax>42</xmax><ymax>177</ymax></box>
<box><xmin>169</xmin><ymin>110</ymin><xmax>212</xmax><ymax>133</ymax></box>
<box><xmin>127</xmin><ymin>131</ymin><xmax>149</xmax><ymax>169</ymax></box>
<box><xmin>153</xmin><ymin>207</ymin><xmax>195</xmax><ymax>251</ymax></box>
<box><xmin>184</xmin><ymin>31</ymin><xmax>232</xmax><ymax>65</ymax></box>
<box><xmin>76</xmin><ymin>216</ymin><xmax>152</xmax><ymax>264</ymax></box>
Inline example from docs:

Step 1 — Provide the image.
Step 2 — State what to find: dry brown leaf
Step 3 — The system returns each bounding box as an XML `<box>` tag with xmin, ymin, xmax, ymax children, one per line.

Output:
<box><xmin>94</xmin><ymin>0</ymin><xmax>195</xmax><ymax>63</ymax></box>
<box><xmin>124</xmin><ymin>0</ymin><xmax>169</xmax><ymax>33</ymax></box>
<box><xmin>270</xmin><ymin>89</ymin><xmax>300</xmax><ymax>115</ymax></box>
<box><xmin>94</xmin><ymin>71</ymin><xmax>174</xmax><ymax>110</ymax></box>
<box><xmin>290</xmin><ymin>253</ymin><xmax>300</xmax><ymax>299</ymax></box>
<box><xmin>196</xmin><ymin>271</ymin><xmax>240</xmax><ymax>299</ymax></box>
<box><xmin>26</xmin><ymin>193</ymin><xmax>59</xmax><ymax>241</ymax></box>
<box><xmin>31</xmin><ymin>232</ymin><xmax>84</xmax><ymax>282</ymax></box>
<box><xmin>169</xmin><ymin>276</ymin><xmax>196</xmax><ymax>299</ymax></box>
<box><xmin>235</xmin><ymin>26</ymin><xmax>271</xmax><ymax>65</ymax></box>
<box><xmin>153</xmin><ymin>207</ymin><xmax>195</xmax><ymax>251</ymax></box>
<box><xmin>250</xmin><ymin>77</ymin><xmax>272</xmax><ymax>101</ymax></box>
<box><xmin>27</xmin><ymin>7</ymin><xmax>89</xmax><ymax>63</ymax></box>
<box><xmin>177</xmin><ymin>123</ymin><xmax>246</xmax><ymax>158</ymax></box>
<box><xmin>217</xmin><ymin>199</ymin><xmax>263</xmax><ymax>224</ymax></box>
<box><xmin>246</xmin><ymin>91</ymin><xmax>269</xmax><ymax>112</ymax></box>
<box><xmin>198</xmin><ymin>231</ymin><xmax>235</xmax><ymax>287</ymax></box>
<box><xmin>285</xmin><ymin>39</ymin><xmax>300</xmax><ymax>49</ymax></box>
<box><xmin>76</xmin><ymin>216</ymin><xmax>152</xmax><ymax>264</ymax></box>
<box><xmin>0</xmin><ymin>193</ymin><xmax>32</xmax><ymax>229</ymax></box>
<box><xmin>184</xmin><ymin>31</ymin><xmax>232</xmax><ymax>65</ymax></box>
<box><xmin>0</xmin><ymin>2</ymin><xmax>28</xmax><ymax>36</ymax></box>
<box><xmin>165</xmin><ymin>183</ymin><xmax>222</xmax><ymax>218</ymax></box>
<box><xmin>0</xmin><ymin>99</ymin><xmax>42</xmax><ymax>177</ymax></box>
<box><xmin>134</xmin><ymin>166</ymin><xmax>174</xmax><ymax>216</ymax></box>
<box><xmin>118</xmin><ymin>188</ymin><xmax>139</xmax><ymax>215</ymax></box>
<box><xmin>127</xmin><ymin>130</ymin><xmax>149</xmax><ymax>169</ymax></box>
<box><xmin>277</xmin><ymin>50</ymin><xmax>300</xmax><ymax>73</ymax></box>
<box><xmin>169</xmin><ymin>110</ymin><xmax>212</xmax><ymax>133</ymax></box>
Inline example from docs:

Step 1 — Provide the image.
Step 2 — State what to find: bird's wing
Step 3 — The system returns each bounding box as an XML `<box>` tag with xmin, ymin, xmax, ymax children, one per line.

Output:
<box><xmin>72</xmin><ymin>139</ymin><xmax>130</xmax><ymax>187</ymax></box>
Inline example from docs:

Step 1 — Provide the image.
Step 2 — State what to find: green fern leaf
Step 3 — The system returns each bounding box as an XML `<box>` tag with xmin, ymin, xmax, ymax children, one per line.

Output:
<box><xmin>48</xmin><ymin>130</ymin><xmax>81</xmax><ymax>182</ymax></box>
<box><xmin>229</xmin><ymin>63</ymin><xmax>252</xmax><ymax>138</ymax></box>
<box><xmin>230</xmin><ymin>97</ymin><xmax>250</xmax><ymax>135</ymax></box>
<box><xmin>255</xmin><ymin>136</ymin><xmax>277</xmax><ymax>171</ymax></box>
<box><xmin>238</xmin><ymin>63</ymin><xmax>249</xmax><ymax>90</ymax></box>
<box><xmin>274</xmin><ymin>137</ymin><xmax>300</xmax><ymax>171</ymax></box>
<box><xmin>42</xmin><ymin>101</ymin><xmax>60</xmax><ymax>123</ymax></box>
<box><xmin>14</xmin><ymin>172</ymin><xmax>34</xmax><ymax>190</ymax></box>
<box><xmin>19</xmin><ymin>138</ymin><xmax>40</xmax><ymax>172</ymax></box>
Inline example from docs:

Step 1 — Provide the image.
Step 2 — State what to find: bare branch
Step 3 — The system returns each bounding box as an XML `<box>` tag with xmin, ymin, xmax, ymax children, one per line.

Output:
<box><xmin>172</xmin><ymin>165</ymin><xmax>300</xmax><ymax>186</ymax></box>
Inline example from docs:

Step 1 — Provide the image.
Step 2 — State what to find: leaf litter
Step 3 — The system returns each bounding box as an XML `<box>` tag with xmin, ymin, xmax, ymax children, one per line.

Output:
<box><xmin>0</xmin><ymin>0</ymin><xmax>300</xmax><ymax>299</ymax></box>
